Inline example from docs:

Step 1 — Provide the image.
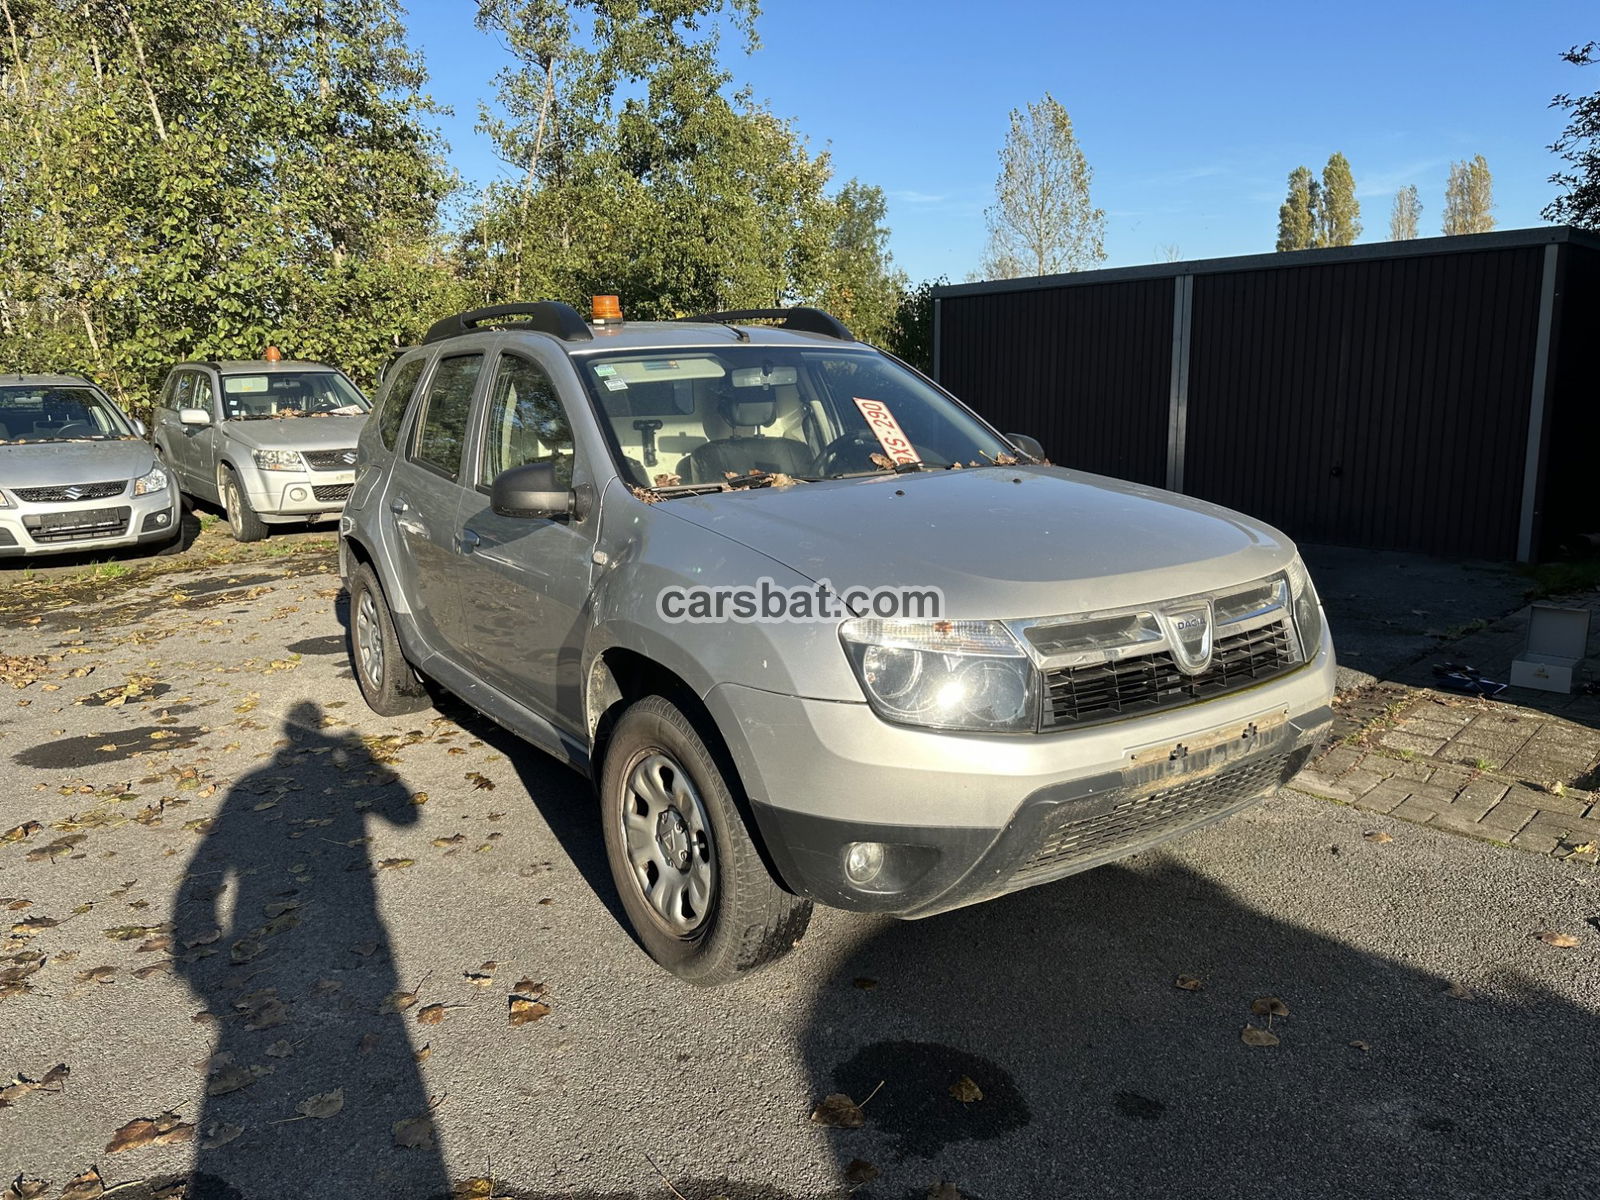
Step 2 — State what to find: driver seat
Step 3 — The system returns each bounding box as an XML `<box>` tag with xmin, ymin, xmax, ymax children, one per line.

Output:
<box><xmin>677</xmin><ymin>392</ymin><xmax>812</xmax><ymax>483</ymax></box>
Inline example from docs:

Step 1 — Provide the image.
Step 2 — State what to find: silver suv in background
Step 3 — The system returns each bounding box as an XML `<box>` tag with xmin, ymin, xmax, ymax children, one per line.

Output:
<box><xmin>340</xmin><ymin>301</ymin><xmax>1336</xmax><ymax>985</ymax></box>
<box><xmin>0</xmin><ymin>374</ymin><xmax>180</xmax><ymax>557</ymax></box>
<box><xmin>152</xmin><ymin>357</ymin><xmax>370</xmax><ymax>541</ymax></box>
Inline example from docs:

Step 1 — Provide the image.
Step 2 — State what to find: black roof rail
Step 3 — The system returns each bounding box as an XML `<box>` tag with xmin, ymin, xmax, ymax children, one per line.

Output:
<box><xmin>676</xmin><ymin>307</ymin><xmax>854</xmax><ymax>342</ymax></box>
<box><xmin>423</xmin><ymin>302</ymin><xmax>594</xmax><ymax>345</ymax></box>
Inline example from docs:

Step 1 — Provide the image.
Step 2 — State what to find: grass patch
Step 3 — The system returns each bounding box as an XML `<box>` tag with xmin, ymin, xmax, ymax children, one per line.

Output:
<box><xmin>1523</xmin><ymin>558</ymin><xmax>1600</xmax><ymax>599</ymax></box>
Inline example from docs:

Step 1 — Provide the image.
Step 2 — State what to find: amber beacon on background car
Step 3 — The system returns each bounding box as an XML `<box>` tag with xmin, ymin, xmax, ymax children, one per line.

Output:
<box><xmin>339</xmin><ymin>299</ymin><xmax>1337</xmax><ymax>984</ymax></box>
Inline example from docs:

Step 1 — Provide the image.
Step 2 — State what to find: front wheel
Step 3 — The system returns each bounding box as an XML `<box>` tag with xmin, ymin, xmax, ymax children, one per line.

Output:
<box><xmin>221</xmin><ymin>468</ymin><xmax>268</xmax><ymax>543</ymax></box>
<box><xmin>600</xmin><ymin>696</ymin><xmax>811</xmax><ymax>985</ymax></box>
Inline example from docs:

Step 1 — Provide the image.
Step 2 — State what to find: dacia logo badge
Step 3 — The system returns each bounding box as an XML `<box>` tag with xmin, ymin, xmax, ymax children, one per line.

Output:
<box><xmin>1163</xmin><ymin>604</ymin><xmax>1214</xmax><ymax>675</ymax></box>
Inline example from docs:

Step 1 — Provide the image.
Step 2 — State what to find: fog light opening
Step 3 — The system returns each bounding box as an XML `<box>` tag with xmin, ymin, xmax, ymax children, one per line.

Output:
<box><xmin>153</xmin><ymin>513</ymin><xmax>169</xmax><ymax>526</ymax></box>
<box><xmin>289</xmin><ymin>486</ymin><xmax>309</xmax><ymax>502</ymax></box>
<box><xmin>843</xmin><ymin>841</ymin><xmax>886</xmax><ymax>886</ymax></box>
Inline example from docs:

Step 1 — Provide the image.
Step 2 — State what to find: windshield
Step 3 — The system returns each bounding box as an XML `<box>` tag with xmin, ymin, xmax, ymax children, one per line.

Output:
<box><xmin>0</xmin><ymin>385</ymin><xmax>134</xmax><ymax>443</ymax></box>
<box><xmin>576</xmin><ymin>346</ymin><xmax>1014</xmax><ymax>488</ymax></box>
<box><xmin>220</xmin><ymin>371</ymin><xmax>369</xmax><ymax>421</ymax></box>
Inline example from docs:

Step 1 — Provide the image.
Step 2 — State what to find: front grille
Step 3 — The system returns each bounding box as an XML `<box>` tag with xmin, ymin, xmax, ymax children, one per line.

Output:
<box><xmin>312</xmin><ymin>484</ymin><xmax>352</xmax><ymax>503</ymax></box>
<box><xmin>303</xmin><ymin>449</ymin><xmax>359</xmax><ymax>471</ymax></box>
<box><xmin>1012</xmin><ymin>748</ymin><xmax>1299</xmax><ymax>885</ymax></box>
<box><xmin>12</xmin><ymin>479</ymin><xmax>126</xmax><ymax>503</ymax></box>
<box><xmin>23</xmin><ymin>505</ymin><xmax>131</xmax><ymax>543</ymax></box>
<box><xmin>1042</xmin><ymin>618</ymin><xmax>1297</xmax><ymax>728</ymax></box>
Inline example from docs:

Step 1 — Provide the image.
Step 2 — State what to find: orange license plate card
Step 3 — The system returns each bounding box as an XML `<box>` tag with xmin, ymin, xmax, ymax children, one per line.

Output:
<box><xmin>853</xmin><ymin>397</ymin><xmax>919</xmax><ymax>465</ymax></box>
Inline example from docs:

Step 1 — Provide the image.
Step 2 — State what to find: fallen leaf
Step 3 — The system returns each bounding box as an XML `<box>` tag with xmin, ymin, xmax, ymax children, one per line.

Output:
<box><xmin>1349</xmin><ymin>1040</ymin><xmax>1370</xmax><ymax>1052</ymax></box>
<box><xmin>393</xmin><ymin>1115</ymin><xmax>436</xmax><ymax>1149</ymax></box>
<box><xmin>265</xmin><ymin>1040</ymin><xmax>295</xmax><ymax>1058</ymax></box>
<box><xmin>1174</xmin><ymin>975</ymin><xmax>1204</xmax><ymax>991</ymax></box>
<box><xmin>75</xmin><ymin>965</ymin><xmax>116</xmax><ymax>985</ymax></box>
<box><xmin>377</xmin><ymin>858</ymin><xmax>415</xmax><ymax>871</ymax></box>
<box><xmin>1445</xmin><ymin>980</ymin><xmax>1475</xmax><ymax>1001</ymax></box>
<box><xmin>512</xmin><ymin>978</ymin><xmax>544</xmax><ymax>997</ymax></box>
<box><xmin>230</xmin><ymin>938</ymin><xmax>264</xmax><ymax>964</ymax></box>
<box><xmin>58</xmin><ymin>1166</ymin><xmax>104</xmax><ymax>1200</ymax></box>
<box><xmin>432</xmin><ymin>834</ymin><xmax>466</xmax><ymax>848</ymax></box>
<box><xmin>106</xmin><ymin>1112</ymin><xmax>194</xmax><ymax>1152</ymax></box>
<box><xmin>382</xmin><ymin>990</ymin><xmax>418</xmax><ymax>1014</ymax></box>
<box><xmin>417</xmin><ymin>1003</ymin><xmax>448</xmax><ymax>1025</ymax></box>
<box><xmin>1240</xmin><ymin>1025</ymin><xmax>1280</xmax><ymax>1047</ymax></box>
<box><xmin>1363</xmin><ymin>830</ymin><xmax>1394</xmax><ymax>844</ymax></box>
<box><xmin>200</xmin><ymin>1121</ymin><xmax>243</xmax><ymax>1149</ymax></box>
<box><xmin>1</xmin><ymin>821</ymin><xmax>42</xmax><ymax>843</ymax></box>
<box><xmin>844</xmin><ymin>1159</ymin><xmax>879</xmax><ymax>1185</ymax></box>
<box><xmin>509</xmin><ymin>996</ymin><xmax>550</xmax><ymax>1026</ymax></box>
<box><xmin>1535</xmin><ymin>930</ymin><xmax>1580</xmax><ymax>948</ymax></box>
<box><xmin>103</xmin><ymin>923</ymin><xmax>162</xmax><ymax>942</ymax></box>
<box><xmin>948</xmin><ymin>1076</ymin><xmax>983</xmax><ymax>1103</ymax></box>
<box><xmin>414</xmin><ymin>1043</ymin><xmax>432</xmax><ymax>1063</ymax></box>
<box><xmin>292</xmin><ymin>1088</ymin><xmax>343</xmax><ymax>1120</ymax></box>
<box><xmin>1250</xmin><ymin>996</ymin><xmax>1290</xmax><ymax>1018</ymax></box>
<box><xmin>4</xmin><ymin>1177</ymin><xmax>49</xmax><ymax>1200</ymax></box>
<box><xmin>466</xmin><ymin>772</ymin><xmax>494</xmax><ymax>791</ymax></box>
<box><xmin>206</xmin><ymin>1063</ymin><xmax>260</xmax><ymax>1096</ymax></box>
<box><xmin>133</xmin><ymin>961</ymin><xmax>174</xmax><ymax>979</ymax></box>
<box><xmin>810</xmin><ymin>1093</ymin><xmax>865</xmax><ymax>1128</ymax></box>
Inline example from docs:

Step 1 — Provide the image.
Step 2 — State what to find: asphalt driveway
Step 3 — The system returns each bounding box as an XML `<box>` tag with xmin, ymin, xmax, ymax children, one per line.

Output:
<box><xmin>2</xmin><ymin>549</ymin><xmax>1598</xmax><ymax>1200</ymax></box>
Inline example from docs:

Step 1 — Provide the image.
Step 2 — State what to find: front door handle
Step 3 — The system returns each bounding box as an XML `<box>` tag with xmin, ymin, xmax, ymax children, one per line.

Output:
<box><xmin>455</xmin><ymin>528</ymin><xmax>481</xmax><ymax>552</ymax></box>
<box><xmin>389</xmin><ymin>497</ymin><xmax>409</xmax><ymax>514</ymax></box>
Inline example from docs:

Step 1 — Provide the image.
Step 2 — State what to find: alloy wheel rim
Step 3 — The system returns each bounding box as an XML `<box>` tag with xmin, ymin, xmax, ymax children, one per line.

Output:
<box><xmin>355</xmin><ymin>590</ymin><xmax>383</xmax><ymax>688</ymax></box>
<box><xmin>621</xmin><ymin>750</ymin><xmax>715</xmax><ymax>935</ymax></box>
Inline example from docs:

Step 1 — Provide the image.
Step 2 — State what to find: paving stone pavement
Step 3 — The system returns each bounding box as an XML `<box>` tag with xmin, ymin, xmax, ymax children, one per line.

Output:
<box><xmin>1289</xmin><ymin>591</ymin><xmax>1600</xmax><ymax>864</ymax></box>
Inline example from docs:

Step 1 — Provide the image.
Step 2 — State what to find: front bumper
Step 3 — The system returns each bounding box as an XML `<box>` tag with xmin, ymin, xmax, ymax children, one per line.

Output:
<box><xmin>242</xmin><ymin>469</ymin><xmax>354</xmax><ymax>523</ymax></box>
<box><xmin>0</xmin><ymin>489</ymin><xmax>180</xmax><ymax>557</ymax></box>
<box><xmin>706</xmin><ymin>627</ymin><xmax>1336</xmax><ymax>918</ymax></box>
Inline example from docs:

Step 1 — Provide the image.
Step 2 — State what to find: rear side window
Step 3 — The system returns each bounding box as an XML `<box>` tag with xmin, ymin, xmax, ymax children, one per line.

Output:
<box><xmin>410</xmin><ymin>354</ymin><xmax>482</xmax><ymax>480</ymax></box>
<box><xmin>375</xmin><ymin>357</ymin><xmax>426</xmax><ymax>452</ymax></box>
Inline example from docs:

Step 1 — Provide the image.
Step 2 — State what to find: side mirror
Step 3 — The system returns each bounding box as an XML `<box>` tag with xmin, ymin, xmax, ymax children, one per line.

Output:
<box><xmin>491</xmin><ymin>461</ymin><xmax>570</xmax><ymax>519</ymax></box>
<box><xmin>179</xmin><ymin>407</ymin><xmax>212</xmax><ymax>427</ymax></box>
<box><xmin>131</xmin><ymin>418</ymin><xmax>147</xmax><ymax>437</ymax></box>
<box><xmin>1007</xmin><ymin>432</ymin><xmax>1046</xmax><ymax>461</ymax></box>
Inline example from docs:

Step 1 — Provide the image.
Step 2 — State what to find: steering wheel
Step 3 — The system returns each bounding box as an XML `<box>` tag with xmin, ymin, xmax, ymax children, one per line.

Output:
<box><xmin>814</xmin><ymin>429</ymin><xmax>890</xmax><ymax>478</ymax></box>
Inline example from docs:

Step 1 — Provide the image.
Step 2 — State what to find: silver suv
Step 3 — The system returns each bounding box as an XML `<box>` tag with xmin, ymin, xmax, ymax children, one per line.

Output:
<box><xmin>341</xmin><ymin>302</ymin><xmax>1336</xmax><ymax>984</ymax></box>
<box><xmin>152</xmin><ymin>357</ymin><xmax>370</xmax><ymax>541</ymax></box>
<box><xmin>0</xmin><ymin>374</ymin><xmax>180</xmax><ymax>557</ymax></box>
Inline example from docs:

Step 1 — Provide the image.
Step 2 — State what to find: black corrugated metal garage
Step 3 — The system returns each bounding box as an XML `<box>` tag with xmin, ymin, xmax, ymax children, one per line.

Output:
<box><xmin>933</xmin><ymin>227</ymin><xmax>1600</xmax><ymax>561</ymax></box>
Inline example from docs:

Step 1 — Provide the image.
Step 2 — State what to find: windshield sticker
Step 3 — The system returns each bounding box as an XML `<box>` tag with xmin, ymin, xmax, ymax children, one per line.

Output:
<box><xmin>604</xmin><ymin>377</ymin><xmax>629</xmax><ymax>392</ymax></box>
<box><xmin>594</xmin><ymin>365</ymin><xmax>616</xmax><ymax>377</ymax></box>
<box><xmin>853</xmin><ymin>397</ymin><xmax>919</xmax><ymax>465</ymax></box>
<box><xmin>223</xmin><ymin>376</ymin><xmax>270</xmax><ymax>394</ymax></box>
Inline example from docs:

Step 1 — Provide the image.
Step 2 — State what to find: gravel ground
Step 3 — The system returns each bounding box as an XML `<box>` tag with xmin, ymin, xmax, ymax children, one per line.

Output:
<box><xmin>2</xmin><ymin>549</ymin><xmax>1598</xmax><ymax>1200</ymax></box>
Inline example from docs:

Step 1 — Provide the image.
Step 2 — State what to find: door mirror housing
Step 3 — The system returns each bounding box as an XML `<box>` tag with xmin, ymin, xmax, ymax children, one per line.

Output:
<box><xmin>131</xmin><ymin>418</ymin><xmax>147</xmax><ymax>437</ymax></box>
<box><xmin>491</xmin><ymin>461</ymin><xmax>570</xmax><ymax>519</ymax></box>
<box><xmin>1007</xmin><ymin>432</ymin><xmax>1046</xmax><ymax>461</ymax></box>
<box><xmin>179</xmin><ymin>407</ymin><xmax>212</xmax><ymax>427</ymax></box>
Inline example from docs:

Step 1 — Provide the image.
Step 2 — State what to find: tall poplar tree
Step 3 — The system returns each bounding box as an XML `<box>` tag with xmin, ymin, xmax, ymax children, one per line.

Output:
<box><xmin>1545</xmin><ymin>41</ymin><xmax>1600</xmax><ymax>229</ymax></box>
<box><xmin>980</xmin><ymin>93</ymin><xmax>1106</xmax><ymax>278</ymax></box>
<box><xmin>1443</xmin><ymin>155</ymin><xmax>1495</xmax><ymax>235</ymax></box>
<box><xmin>1276</xmin><ymin>166</ymin><xmax>1319</xmax><ymax>251</ymax></box>
<box><xmin>1389</xmin><ymin>184</ymin><xmax>1422</xmax><ymax>240</ymax></box>
<box><xmin>1316</xmin><ymin>152</ymin><xmax>1361</xmax><ymax>247</ymax></box>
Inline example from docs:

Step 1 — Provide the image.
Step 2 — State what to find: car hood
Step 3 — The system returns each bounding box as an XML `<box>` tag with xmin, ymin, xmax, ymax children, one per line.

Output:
<box><xmin>221</xmin><ymin>415</ymin><xmax>367</xmax><ymax>452</ymax></box>
<box><xmin>656</xmin><ymin>466</ymin><xmax>1299</xmax><ymax>618</ymax></box>
<box><xmin>0</xmin><ymin>439</ymin><xmax>156</xmax><ymax>489</ymax></box>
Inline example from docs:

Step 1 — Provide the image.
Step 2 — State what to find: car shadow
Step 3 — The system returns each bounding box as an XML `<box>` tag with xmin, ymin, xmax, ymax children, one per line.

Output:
<box><xmin>172</xmin><ymin>701</ymin><xmax>451</xmax><ymax>1200</ymax></box>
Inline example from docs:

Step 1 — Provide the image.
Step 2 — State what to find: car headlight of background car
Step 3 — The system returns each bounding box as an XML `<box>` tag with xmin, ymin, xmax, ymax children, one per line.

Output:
<box><xmin>131</xmin><ymin>464</ymin><xmax>169</xmax><ymax>496</ymax></box>
<box><xmin>840</xmin><ymin>618</ymin><xmax>1038</xmax><ymax>733</ymax></box>
<box><xmin>252</xmin><ymin>449</ymin><xmax>306</xmax><ymax>472</ymax></box>
<box><xmin>1284</xmin><ymin>555</ymin><xmax>1325</xmax><ymax>661</ymax></box>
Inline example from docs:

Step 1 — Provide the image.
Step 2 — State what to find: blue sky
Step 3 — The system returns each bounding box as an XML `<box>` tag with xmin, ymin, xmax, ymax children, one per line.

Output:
<box><xmin>405</xmin><ymin>1</ymin><xmax>1597</xmax><ymax>283</ymax></box>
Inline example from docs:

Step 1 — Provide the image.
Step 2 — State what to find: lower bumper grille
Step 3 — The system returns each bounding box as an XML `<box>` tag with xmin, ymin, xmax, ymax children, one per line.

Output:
<box><xmin>1042</xmin><ymin>619</ymin><xmax>1298</xmax><ymax>727</ymax></box>
<box><xmin>1011</xmin><ymin>747</ymin><xmax>1304</xmax><ymax>885</ymax></box>
<box><xmin>13</xmin><ymin>479</ymin><xmax>126</xmax><ymax>503</ymax></box>
<box><xmin>23</xmin><ymin>505</ymin><xmax>132</xmax><ymax>543</ymax></box>
<box><xmin>311</xmin><ymin>484</ymin><xmax>352</xmax><ymax>503</ymax></box>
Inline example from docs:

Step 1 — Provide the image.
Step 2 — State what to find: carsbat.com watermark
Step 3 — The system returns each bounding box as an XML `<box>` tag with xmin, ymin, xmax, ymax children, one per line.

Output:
<box><xmin>658</xmin><ymin>578</ymin><xmax>944</xmax><ymax>623</ymax></box>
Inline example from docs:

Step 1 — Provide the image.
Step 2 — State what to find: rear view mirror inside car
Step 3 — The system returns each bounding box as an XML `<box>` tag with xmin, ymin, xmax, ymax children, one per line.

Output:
<box><xmin>731</xmin><ymin>366</ymin><xmax>798</xmax><ymax>388</ymax></box>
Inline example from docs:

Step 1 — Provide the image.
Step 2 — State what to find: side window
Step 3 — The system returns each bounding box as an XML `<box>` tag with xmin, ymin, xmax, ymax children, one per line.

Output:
<box><xmin>479</xmin><ymin>354</ymin><xmax>575</xmax><ymax>488</ymax></box>
<box><xmin>409</xmin><ymin>354</ymin><xmax>482</xmax><ymax>480</ymax></box>
<box><xmin>191</xmin><ymin>373</ymin><xmax>214</xmax><ymax>416</ymax></box>
<box><xmin>376</xmin><ymin>357</ymin><xmax>426</xmax><ymax>452</ymax></box>
<box><xmin>170</xmin><ymin>373</ymin><xmax>195</xmax><ymax>412</ymax></box>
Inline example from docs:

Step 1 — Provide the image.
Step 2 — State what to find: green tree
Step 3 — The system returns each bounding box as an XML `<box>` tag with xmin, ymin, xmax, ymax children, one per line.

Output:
<box><xmin>980</xmin><ymin>93</ymin><xmax>1106</xmax><ymax>278</ymax></box>
<box><xmin>884</xmin><ymin>277</ymin><xmax>948</xmax><ymax>375</ymax></box>
<box><xmin>1389</xmin><ymin>184</ymin><xmax>1422</xmax><ymax>240</ymax></box>
<box><xmin>1443</xmin><ymin>154</ymin><xmax>1495</xmax><ymax>235</ymax></box>
<box><xmin>1545</xmin><ymin>41</ymin><xmax>1600</xmax><ymax>228</ymax></box>
<box><xmin>1276</xmin><ymin>165</ymin><xmax>1319</xmax><ymax>250</ymax></box>
<box><xmin>1316</xmin><ymin>152</ymin><xmax>1361</xmax><ymax>247</ymax></box>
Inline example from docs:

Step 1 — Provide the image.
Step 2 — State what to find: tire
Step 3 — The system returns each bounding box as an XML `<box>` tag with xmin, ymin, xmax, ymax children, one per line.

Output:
<box><xmin>347</xmin><ymin>562</ymin><xmax>430</xmax><ymax>716</ymax></box>
<box><xmin>221</xmin><ymin>468</ymin><xmax>268</xmax><ymax>543</ymax></box>
<box><xmin>600</xmin><ymin>695</ymin><xmax>811</xmax><ymax>984</ymax></box>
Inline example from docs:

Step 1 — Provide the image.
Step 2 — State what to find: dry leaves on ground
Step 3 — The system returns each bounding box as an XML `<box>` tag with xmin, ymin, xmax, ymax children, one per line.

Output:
<box><xmin>1363</xmin><ymin>830</ymin><xmax>1394</xmax><ymax>844</ymax></box>
<box><xmin>59</xmin><ymin>1167</ymin><xmax>105</xmax><ymax>1200</ymax></box>
<box><xmin>0</xmin><ymin>1064</ymin><xmax>68</xmax><ymax>1108</ymax></box>
<box><xmin>1240</xmin><ymin>1025</ymin><xmax>1280</xmax><ymax>1047</ymax></box>
<box><xmin>1173</xmin><ymin>975</ymin><xmax>1204</xmax><ymax>991</ymax></box>
<box><xmin>1250</xmin><ymin>996</ymin><xmax>1290</xmax><ymax>1018</ymax></box>
<box><xmin>948</xmin><ymin>1076</ymin><xmax>983</xmax><ymax>1103</ymax></box>
<box><xmin>106</xmin><ymin>1111</ymin><xmax>194</xmax><ymax>1152</ymax></box>
<box><xmin>810</xmin><ymin>1093</ymin><xmax>866</xmax><ymax>1129</ymax></box>
<box><xmin>1535</xmin><ymin>930</ymin><xmax>1580</xmax><ymax>948</ymax></box>
<box><xmin>393</xmin><ymin>1115</ymin><xmax>436</xmax><ymax>1149</ymax></box>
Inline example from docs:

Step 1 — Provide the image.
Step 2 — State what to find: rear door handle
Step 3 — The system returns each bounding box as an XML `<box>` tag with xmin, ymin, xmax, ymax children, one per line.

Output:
<box><xmin>455</xmin><ymin>528</ymin><xmax>481</xmax><ymax>552</ymax></box>
<box><xmin>389</xmin><ymin>497</ymin><xmax>409</xmax><ymax>514</ymax></box>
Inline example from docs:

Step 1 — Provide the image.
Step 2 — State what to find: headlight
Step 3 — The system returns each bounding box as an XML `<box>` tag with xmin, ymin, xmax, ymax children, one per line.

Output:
<box><xmin>0</xmin><ymin>490</ymin><xmax>9</xmax><ymax>508</ymax></box>
<box><xmin>253</xmin><ymin>449</ymin><xmax>306</xmax><ymax>472</ymax></box>
<box><xmin>131</xmin><ymin>465</ymin><xmax>168</xmax><ymax>496</ymax></box>
<box><xmin>840</xmin><ymin>618</ymin><xmax>1037</xmax><ymax>733</ymax></box>
<box><xmin>1284</xmin><ymin>556</ymin><xmax>1325</xmax><ymax>661</ymax></box>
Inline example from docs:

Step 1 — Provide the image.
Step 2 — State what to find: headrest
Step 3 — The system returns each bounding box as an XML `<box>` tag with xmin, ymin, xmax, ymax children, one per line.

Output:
<box><xmin>719</xmin><ymin>394</ymin><xmax>777</xmax><ymax>429</ymax></box>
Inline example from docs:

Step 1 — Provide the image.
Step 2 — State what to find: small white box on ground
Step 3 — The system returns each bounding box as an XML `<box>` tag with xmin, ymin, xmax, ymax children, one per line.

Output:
<box><xmin>1509</xmin><ymin>604</ymin><xmax>1591</xmax><ymax>694</ymax></box>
